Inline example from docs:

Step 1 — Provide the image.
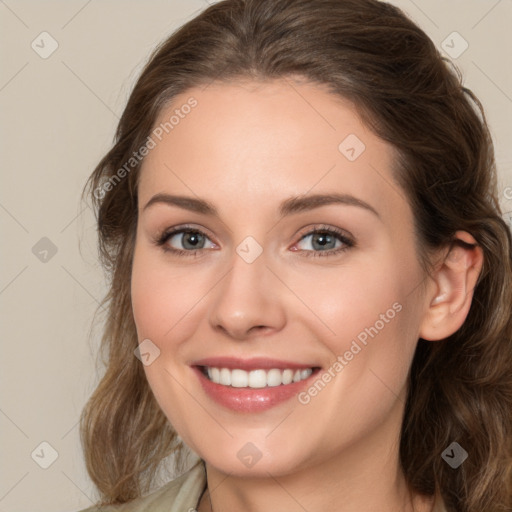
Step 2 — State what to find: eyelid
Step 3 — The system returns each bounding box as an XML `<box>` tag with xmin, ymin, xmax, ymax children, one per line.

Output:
<box><xmin>154</xmin><ymin>224</ymin><xmax>217</xmax><ymax>251</ymax></box>
<box><xmin>155</xmin><ymin>223</ymin><xmax>213</xmax><ymax>240</ymax></box>
<box><xmin>154</xmin><ymin>223</ymin><xmax>355</xmax><ymax>257</ymax></box>
<box><xmin>294</xmin><ymin>224</ymin><xmax>354</xmax><ymax>245</ymax></box>
<box><xmin>290</xmin><ymin>224</ymin><xmax>355</xmax><ymax>257</ymax></box>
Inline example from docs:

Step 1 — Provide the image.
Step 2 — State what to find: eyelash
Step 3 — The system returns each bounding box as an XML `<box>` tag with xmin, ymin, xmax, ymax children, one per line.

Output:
<box><xmin>154</xmin><ymin>224</ymin><xmax>355</xmax><ymax>259</ymax></box>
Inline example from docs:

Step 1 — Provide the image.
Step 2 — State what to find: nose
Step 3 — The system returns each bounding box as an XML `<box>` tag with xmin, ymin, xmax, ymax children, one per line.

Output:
<box><xmin>208</xmin><ymin>246</ymin><xmax>287</xmax><ymax>341</ymax></box>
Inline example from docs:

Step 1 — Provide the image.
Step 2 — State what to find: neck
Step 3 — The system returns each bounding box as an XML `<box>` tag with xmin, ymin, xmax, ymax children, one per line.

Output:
<box><xmin>197</xmin><ymin>405</ymin><xmax>434</xmax><ymax>512</ymax></box>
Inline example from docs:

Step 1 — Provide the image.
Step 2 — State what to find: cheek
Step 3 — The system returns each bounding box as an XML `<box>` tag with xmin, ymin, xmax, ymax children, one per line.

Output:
<box><xmin>131</xmin><ymin>246</ymin><xmax>208</xmax><ymax>341</ymax></box>
<box><xmin>292</xmin><ymin>266</ymin><xmax>422</xmax><ymax>455</ymax></box>
<box><xmin>293</xmin><ymin>254</ymin><xmax>412</xmax><ymax>347</ymax></box>
<box><xmin>303</xmin><ymin>249</ymin><xmax>423</xmax><ymax>396</ymax></box>
<box><xmin>130</xmin><ymin>245</ymin><xmax>204</xmax><ymax>442</ymax></box>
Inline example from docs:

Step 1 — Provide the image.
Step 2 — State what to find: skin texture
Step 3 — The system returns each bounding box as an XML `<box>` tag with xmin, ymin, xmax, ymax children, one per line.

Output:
<box><xmin>131</xmin><ymin>79</ymin><xmax>483</xmax><ymax>512</ymax></box>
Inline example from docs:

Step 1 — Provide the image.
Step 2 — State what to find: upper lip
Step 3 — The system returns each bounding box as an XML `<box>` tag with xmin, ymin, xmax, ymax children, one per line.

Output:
<box><xmin>192</xmin><ymin>357</ymin><xmax>320</xmax><ymax>371</ymax></box>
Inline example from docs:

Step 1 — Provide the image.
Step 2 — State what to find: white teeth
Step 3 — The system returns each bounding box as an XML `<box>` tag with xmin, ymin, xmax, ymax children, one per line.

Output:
<box><xmin>204</xmin><ymin>367</ymin><xmax>315</xmax><ymax>388</ymax></box>
<box><xmin>248</xmin><ymin>369</ymin><xmax>267</xmax><ymax>388</ymax></box>
<box><xmin>301</xmin><ymin>368</ymin><xmax>312</xmax><ymax>380</ymax></box>
<box><xmin>267</xmin><ymin>369</ymin><xmax>283</xmax><ymax>387</ymax></box>
<box><xmin>231</xmin><ymin>369</ymin><xmax>248</xmax><ymax>387</ymax></box>
<box><xmin>209</xmin><ymin>367</ymin><xmax>220</xmax><ymax>384</ymax></box>
<box><xmin>219</xmin><ymin>368</ymin><xmax>231</xmax><ymax>386</ymax></box>
<box><xmin>282</xmin><ymin>369</ymin><xmax>294</xmax><ymax>385</ymax></box>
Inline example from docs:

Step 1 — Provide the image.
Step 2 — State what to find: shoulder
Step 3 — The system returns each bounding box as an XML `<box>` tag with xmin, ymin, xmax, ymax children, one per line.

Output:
<box><xmin>76</xmin><ymin>460</ymin><xmax>206</xmax><ymax>512</ymax></box>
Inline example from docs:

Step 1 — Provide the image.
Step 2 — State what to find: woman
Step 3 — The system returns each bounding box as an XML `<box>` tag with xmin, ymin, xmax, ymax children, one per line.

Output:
<box><xmin>78</xmin><ymin>0</ymin><xmax>512</xmax><ymax>511</ymax></box>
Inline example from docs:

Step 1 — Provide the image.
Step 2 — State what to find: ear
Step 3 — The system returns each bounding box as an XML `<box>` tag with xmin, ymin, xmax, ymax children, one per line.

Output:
<box><xmin>419</xmin><ymin>231</ymin><xmax>484</xmax><ymax>341</ymax></box>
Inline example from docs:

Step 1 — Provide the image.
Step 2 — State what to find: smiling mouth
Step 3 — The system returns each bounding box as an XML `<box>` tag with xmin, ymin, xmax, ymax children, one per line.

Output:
<box><xmin>198</xmin><ymin>366</ymin><xmax>320</xmax><ymax>388</ymax></box>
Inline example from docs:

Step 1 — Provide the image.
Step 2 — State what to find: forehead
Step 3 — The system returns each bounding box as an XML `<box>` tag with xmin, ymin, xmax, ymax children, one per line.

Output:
<box><xmin>138</xmin><ymin>79</ymin><xmax>405</xmax><ymax>221</ymax></box>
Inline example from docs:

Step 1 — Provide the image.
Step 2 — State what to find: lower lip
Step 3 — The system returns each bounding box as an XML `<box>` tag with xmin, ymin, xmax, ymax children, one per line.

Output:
<box><xmin>193</xmin><ymin>367</ymin><xmax>320</xmax><ymax>412</ymax></box>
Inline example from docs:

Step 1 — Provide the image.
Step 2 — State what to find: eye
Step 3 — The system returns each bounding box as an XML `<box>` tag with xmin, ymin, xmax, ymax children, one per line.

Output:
<box><xmin>154</xmin><ymin>224</ymin><xmax>355</xmax><ymax>259</ymax></box>
<box><xmin>155</xmin><ymin>226</ymin><xmax>216</xmax><ymax>256</ymax></box>
<box><xmin>292</xmin><ymin>225</ymin><xmax>354</xmax><ymax>258</ymax></box>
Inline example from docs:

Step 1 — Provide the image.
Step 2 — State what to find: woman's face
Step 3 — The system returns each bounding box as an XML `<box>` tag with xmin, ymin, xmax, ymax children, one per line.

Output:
<box><xmin>131</xmin><ymin>79</ymin><xmax>430</xmax><ymax>477</ymax></box>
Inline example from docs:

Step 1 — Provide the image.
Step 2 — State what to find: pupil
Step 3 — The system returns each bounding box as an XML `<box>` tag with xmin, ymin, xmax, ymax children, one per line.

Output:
<box><xmin>314</xmin><ymin>233</ymin><xmax>333</xmax><ymax>250</ymax></box>
<box><xmin>184</xmin><ymin>232</ymin><xmax>203</xmax><ymax>249</ymax></box>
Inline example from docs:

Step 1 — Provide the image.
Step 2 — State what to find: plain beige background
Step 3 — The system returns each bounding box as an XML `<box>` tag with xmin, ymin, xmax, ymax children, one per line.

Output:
<box><xmin>1</xmin><ymin>1</ymin><xmax>511</xmax><ymax>511</ymax></box>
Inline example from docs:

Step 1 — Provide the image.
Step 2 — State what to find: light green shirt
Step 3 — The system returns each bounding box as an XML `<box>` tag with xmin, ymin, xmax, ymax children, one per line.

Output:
<box><xmin>77</xmin><ymin>460</ymin><xmax>448</xmax><ymax>511</ymax></box>
<box><xmin>77</xmin><ymin>460</ymin><xmax>207</xmax><ymax>512</ymax></box>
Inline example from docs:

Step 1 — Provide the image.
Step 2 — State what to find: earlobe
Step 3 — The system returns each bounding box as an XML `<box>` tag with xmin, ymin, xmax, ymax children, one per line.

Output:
<box><xmin>420</xmin><ymin>231</ymin><xmax>484</xmax><ymax>341</ymax></box>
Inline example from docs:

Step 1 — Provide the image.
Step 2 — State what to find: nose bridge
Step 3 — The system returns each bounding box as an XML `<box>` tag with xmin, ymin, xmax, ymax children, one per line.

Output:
<box><xmin>208</xmin><ymin>237</ymin><xmax>286</xmax><ymax>338</ymax></box>
<box><xmin>232</xmin><ymin>237</ymin><xmax>269</xmax><ymax>295</ymax></box>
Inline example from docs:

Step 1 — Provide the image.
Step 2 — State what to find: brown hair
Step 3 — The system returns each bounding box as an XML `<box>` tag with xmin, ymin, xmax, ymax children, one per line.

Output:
<box><xmin>80</xmin><ymin>0</ymin><xmax>512</xmax><ymax>510</ymax></box>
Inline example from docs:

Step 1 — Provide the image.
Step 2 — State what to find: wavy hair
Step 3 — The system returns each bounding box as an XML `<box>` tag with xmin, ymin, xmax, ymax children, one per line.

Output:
<box><xmin>80</xmin><ymin>0</ymin><xmax>512</xmax><ymax>510</ymax></box>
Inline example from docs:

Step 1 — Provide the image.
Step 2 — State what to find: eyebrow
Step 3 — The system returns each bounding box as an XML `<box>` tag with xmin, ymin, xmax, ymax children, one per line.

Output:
<box><xmin>142</xmin><ymin>192</ymin><xmax>380</xmax><ymax>219</ymax></box>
